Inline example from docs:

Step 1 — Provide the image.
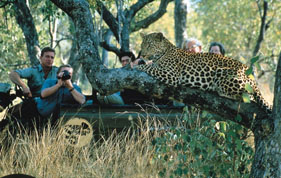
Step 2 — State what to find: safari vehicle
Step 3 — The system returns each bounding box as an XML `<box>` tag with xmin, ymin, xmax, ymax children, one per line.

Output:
<box><xmin>0</xmin><ymin>82</ymin><xmax>185</xmax><ymax>147</ymax></box>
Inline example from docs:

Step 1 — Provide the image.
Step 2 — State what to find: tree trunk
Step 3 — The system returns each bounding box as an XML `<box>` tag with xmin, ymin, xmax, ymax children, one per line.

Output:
<box><xmin>174</xmin><ymin>0</ymin><xmax>187</xmax><ymax>48</ymax></box>
<box><xmin>68</xmin><ymin>38</ymin><xmax>80</xmax><ymax>82</ymax></box>
<box><xmin>101</xmin><ymin>30</ymin><xmax>113</xmax><ymax>67</ymax></box>
<box><xmin>68</xmin><ymin>18</ymin><xmax>80</xmax><ymax>82</ymax></box>
<box><xmin>250</xmin><ymin>53</ymin><xmax>281</xmax><ymax>177</ymax></box>
<box><xmin>12</xmin><ymin>0</ymin><xmax>40</xmax><ymax>66</ymax></box>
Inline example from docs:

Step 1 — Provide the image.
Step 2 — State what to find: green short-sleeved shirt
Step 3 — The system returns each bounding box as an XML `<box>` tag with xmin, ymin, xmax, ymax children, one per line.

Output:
<box><xmin>15</xmin><ymin>64</ymin><xmax>58</xmax><ymax>97</ymax></box>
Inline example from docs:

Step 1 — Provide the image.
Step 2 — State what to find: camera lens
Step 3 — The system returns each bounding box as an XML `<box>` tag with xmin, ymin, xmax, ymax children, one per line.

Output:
<box><xmin>62</xmin><ymin>70</ymin><xmax>71</xmax><ymax>80</ymax></box>
<box><xmin>138</xmin><ymin>59</ymin><xmax>146</xmax><ymax>65</ymax></box>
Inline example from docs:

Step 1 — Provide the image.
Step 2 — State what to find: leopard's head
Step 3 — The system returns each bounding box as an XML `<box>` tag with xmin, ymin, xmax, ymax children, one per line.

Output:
<box><xmin>140</xmin><ymin>32</ymin><xmax>173</xmax><ymax>62</ymax></box>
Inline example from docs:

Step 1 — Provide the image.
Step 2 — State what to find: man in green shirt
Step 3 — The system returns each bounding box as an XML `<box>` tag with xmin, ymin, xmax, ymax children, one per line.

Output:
<box><xmin>9</xmin><ymin>47</ymin><xmax>58</xmax><ymax>97</ymax></box>
<box><xmin>3</xmin><ymin>47</ymin><xmax>58</xmax><ymax>131</ymax></box>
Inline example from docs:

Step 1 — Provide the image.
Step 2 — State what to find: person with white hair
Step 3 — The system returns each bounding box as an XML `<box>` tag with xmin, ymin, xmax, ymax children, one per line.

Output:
<box><xmin>182</xmin><ymin>38</ymin><xmax>202</xmax><ymax>53</ymax></box>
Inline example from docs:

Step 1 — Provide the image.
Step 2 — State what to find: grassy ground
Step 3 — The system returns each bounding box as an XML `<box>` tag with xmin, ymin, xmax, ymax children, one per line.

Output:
<box><xmin>0</xmin><ymin>109</ymin><xmax>254</xmax><ymax>178</ymax></box>
<box><xmin>0</xmin><ymin>117</ymin><xmax>179</xmax><ymax>178</ymax></box>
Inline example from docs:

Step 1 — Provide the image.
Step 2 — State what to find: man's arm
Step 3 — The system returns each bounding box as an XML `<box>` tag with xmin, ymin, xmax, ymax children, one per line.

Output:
<box><xmin>69</xmin><ymin>88</ymin><xmax>86</xmax><ymax>104</ymax></box>
<box><xmin>64</xmin><ymin>79</ymin><xmax>85</xmax><ymax>104</ymax></box>
<box><xmin>9</xmin><ymin>71</ymin><xmax>32</xmax><ymax>97</ymax></box>
<box><xmin>42</xmin><ymin>78</ymin><xmax>85</xmax><ymax>104</ymax></box>
<box><xmin>41</xmin><ymin>81</ymin><xmax>62</xmax><ymax>98</ymax></box>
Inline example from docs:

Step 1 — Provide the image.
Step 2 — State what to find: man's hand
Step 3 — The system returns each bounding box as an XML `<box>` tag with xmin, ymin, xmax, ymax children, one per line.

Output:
<box><xmin>9</xmin><ymin>71</ymin><xmax>33</xmax><ymax>97</ymax></box>
<box><xmin>64</xmin><ymin>79</ymin><xmax>73</xmax><ymax>90</ymax></box>
<box><xmin>57</xmin><ymin>78</ymin><xmax>64</xmax><ymax>87</ymax></box>
<box><xmin>22</xmin><ymin>86</ymin><xmax>32</xmax><ymax>97</ymax></box>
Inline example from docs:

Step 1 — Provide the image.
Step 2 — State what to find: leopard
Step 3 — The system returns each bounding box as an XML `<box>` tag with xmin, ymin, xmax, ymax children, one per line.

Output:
<box><xmin>136</xmin><ymin>32</ymin><xmax>272</xmax><ymax>113</ymax></box>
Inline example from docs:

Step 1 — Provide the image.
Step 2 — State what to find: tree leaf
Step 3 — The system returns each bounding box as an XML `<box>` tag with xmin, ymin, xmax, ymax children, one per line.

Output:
<box><xmin>219</xmin><ymin>122</ymin><xmax>227</xmax><ymax>132</ymax></box>
<box><xmin>245</xmin><ymin>83</ymin><xmax>254</xmax><ymax>93</ymax></box>
<box><xmin>254</xmin><ymin>62</ymin><xmax>261</xmax><ymax>70</ymax></box>
<box><xmin>248</xmin><ymin>74</ymin><xmax>255</xmax><ymax>80</ymax></box>
<box><xmin>246</xmin><ymin>56</ymin><xmax>260</xmax><ymax>76</ymax></box>
<box><xmin>245</xmin><ymin>67</ymin><xmax>253</xmax><ymax>76</ymax></box>
<box><xmin>235</xmin><ymin>114</ymin><xmax>242</xmax><ymax>122</ymax></box>
<box><xmin>242</xmin><ymin>93</ymin><xmax>251</xmax><ymax>103</ymax></box>
<box><xmin>250</xmin><ymin>56</ymin><xmax>260</xmax><ymax>64</ymax></box>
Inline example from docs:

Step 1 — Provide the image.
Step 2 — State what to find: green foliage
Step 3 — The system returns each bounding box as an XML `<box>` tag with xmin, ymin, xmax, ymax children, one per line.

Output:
<box><xmin>245</xmin><ymin>56</ymin><xmax>260</xmax><ymax>76</ymax></box>
<box><xmin>245</xmin><ymin>84</ymin><xmax>254</xmax><ymax>94</ymax></box>
<box><xmin>189</xmin><ymin>0</ymin><xmax>281</xmax><ymax>61</ymax></box>
<box><xmin>0</xmin><ymin>0</ymin><xmax>71</xmax><ymax>82</ymax></box>
<box><xmin>0</xmin><ymin>8</ymin><xmax>29</xmax><ymax>84</ymax></box>
<box><xmin>242</xmin><ymin>93</ymin><xmax>251</xmax><ymax>103</ymax></box>
<box><xmin>40</xmin><ymin>1</ymin><xmax>66</xmax><ymax>23</ymax></box>
<box><xmin>151</xmin><ymin>111</ymin><xmax>254</xmax><ymax>177</ymax></box>
<box><xmin>235</xmin><ymin>114</ymin><xmax>242</xmax><ymax>122</ymax></box>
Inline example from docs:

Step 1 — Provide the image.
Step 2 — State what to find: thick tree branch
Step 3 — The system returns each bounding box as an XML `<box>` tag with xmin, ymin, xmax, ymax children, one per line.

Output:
<box><xmin>96</xmin><ymin>0</ymin><xmax>120</xmax><ymax>42</ymax></box>
<box><xmin>127</xmin><ymin>0</ymin><xmax>154</xmax><ymax>20</ymax></box>
<box><xmin>12</xmin><ymin>0</ymin><xmax>40</xmax><ymax>66</ymax></box>
<box><xmin>99</xmin><ymin>41</ymin><xmax>120</xmax><ymax>55</ymax></box>
<box><xmin>131</xmin><ymin>0</ymin><xmax>173</xmax><ymax>33</ymax></box>
<box><xmin>94</xmin><ymin>67</ymin><xmax>271</xmax><ymax>131</ymax></box>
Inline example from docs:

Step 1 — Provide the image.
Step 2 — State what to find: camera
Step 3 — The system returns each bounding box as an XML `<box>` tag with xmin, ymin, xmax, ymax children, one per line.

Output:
<box><xmin>138</xmin><ymin>59</ymin><xmax>146</xmax><ymax>65</ymax></box>
<box><xmin>58</xmin><ymin>70</ymin><xmax>71</xmax><ymax>81</ymax></box>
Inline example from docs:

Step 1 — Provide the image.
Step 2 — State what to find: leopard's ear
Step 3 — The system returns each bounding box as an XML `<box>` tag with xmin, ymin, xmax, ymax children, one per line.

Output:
<box><xmin>156</xmin><ymin>32</ymin><xmax>164</xmax><ymax>40</ymax></box>
<box><xmin>140</xmin><ymin>33</ymin><xmax>145</xmax><ymax>38</ymax></box>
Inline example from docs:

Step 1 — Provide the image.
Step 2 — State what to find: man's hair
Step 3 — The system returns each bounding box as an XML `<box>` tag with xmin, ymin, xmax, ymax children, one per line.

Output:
<box><xmin>182</xmin><ymin>38</ymin><xmax>202</xmax><ymax>50</ymax></box>
<box><xmin>57</xmin><ymin>64</ymin><xmax>72</xmax><ymax>74</ymax></box>
<box><xmin>41</xmin><ymin>47</ymin><xmax>55</xmax><ymax>57</ymax></box>
<box><xmin>118</xmin><ymin>51</ymin><xmax>136</xmax><ymax>62</ymax></box>
<box><xmin>209</xmin><ymin>42</ymin><xmax>226</xmax><ymax>56</ymax></box>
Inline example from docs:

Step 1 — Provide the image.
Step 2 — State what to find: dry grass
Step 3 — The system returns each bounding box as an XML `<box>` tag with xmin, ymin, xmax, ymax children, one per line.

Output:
<box><xmin>0</xmin><ymin>104</ymin><xmax>255</xmax><ymax>178</ymax></box>
<box><xmin>0</xmin><ymin>115</ymin><xmax>180</xmax><ymax>178</ymax></box>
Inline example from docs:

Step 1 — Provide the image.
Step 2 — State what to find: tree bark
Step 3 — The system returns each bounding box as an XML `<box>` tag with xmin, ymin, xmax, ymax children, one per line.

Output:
<box><xmin>174</xmin><ymin>0</ymin><xmax>187</xmax><ymax>48</ymax></box>
<box><xmin>250</xmin><ymin>53</ymin><xmax>281</xmax><ymax>177</ymax></box>
<box><xmin>101</xmin><ymin>30</ymin><xmax>113</xmax><ymax>67</ymax></box>
<box><xmin>12</xmin><ymin>0</ymin><xmax>40</xmax><ymax>66</ymax></box>
<box><xmin>68</xmin><ymin>36</ymin><xmax>80</xmax><ymax>82</ymax></box>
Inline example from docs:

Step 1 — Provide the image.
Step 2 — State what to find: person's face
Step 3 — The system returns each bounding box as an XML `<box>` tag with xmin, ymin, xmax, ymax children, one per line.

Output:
<box><xmin>40</xmin><ymin>51</ymin><xmax>55</xmax><ymax>68</ymax></box>
<box><xmin>186</xmin><ymin>41</ymin><xmax>201</xmax><ymax>53</ymax></box>
<box><xmin>210</xmin><ymin>46</ymin><xmax>221</xmax><ymax>54</ymax></box>
<box><xmin>121</xmin><ymin>56</ymin><xmax>131</xmax><ymax>67</ymax></box>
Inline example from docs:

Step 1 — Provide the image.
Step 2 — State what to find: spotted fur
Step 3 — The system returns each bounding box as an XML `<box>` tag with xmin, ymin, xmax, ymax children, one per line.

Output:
<box><xmin>136</xmin><ymin>32</ymin><xmax>271</xmax><ymax>113</ymax></box>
